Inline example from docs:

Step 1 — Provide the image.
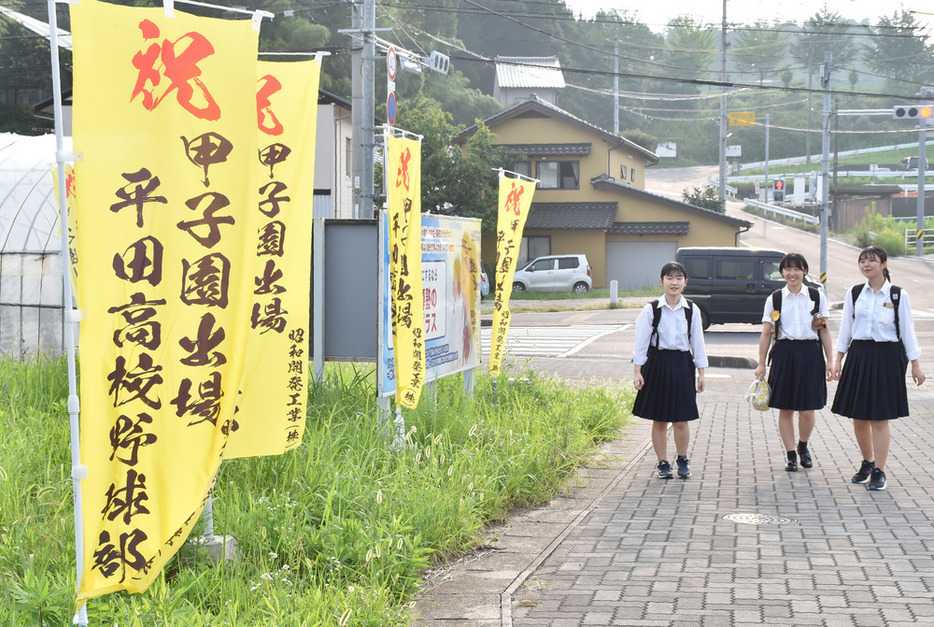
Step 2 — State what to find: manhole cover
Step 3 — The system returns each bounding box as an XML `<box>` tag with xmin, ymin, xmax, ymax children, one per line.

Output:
<box><xmin>722</xmin><ymin>513</ymin><xmax>796</xmax><ymax>525</ymax></box>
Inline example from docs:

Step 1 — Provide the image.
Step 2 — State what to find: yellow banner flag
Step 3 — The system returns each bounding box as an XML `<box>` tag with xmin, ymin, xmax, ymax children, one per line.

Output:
<box><xmin>70</xmin><ymin>0</ymin><xmax>260</xmax><ymax>603</ymax></box>
<box><xmin>490</xmin><ymin>175</ymin><xmax>535</xmax><ymax>376</ymax></box>
<box><xmin>225</xmin><ymin>59</ymin><xmax>322</xmax><ymax>459</ymax></box>
<box><xmin>386</xmin><ymin>133</ymin><xmax>425</xmax><ymax>409</ymax></box>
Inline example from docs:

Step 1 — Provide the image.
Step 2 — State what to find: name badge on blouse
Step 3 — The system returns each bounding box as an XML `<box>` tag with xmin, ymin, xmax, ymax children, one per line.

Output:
<box><xmin>883</xmin><ymin>302</ymin><xmax>894</xmax><ymax>309</ymax></box>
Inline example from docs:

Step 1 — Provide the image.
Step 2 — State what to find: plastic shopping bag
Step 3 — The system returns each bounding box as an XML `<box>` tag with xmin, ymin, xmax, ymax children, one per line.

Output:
<box><xmin>745</xmin><ymin>378</ymin><xmax>771</xmax><ymax>411</ymax></box>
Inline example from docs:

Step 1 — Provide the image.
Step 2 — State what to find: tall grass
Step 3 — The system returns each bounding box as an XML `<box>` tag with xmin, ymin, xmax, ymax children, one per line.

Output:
<box><xmin>0</xmin><ymin>356</ymin><xmax>632</xmax><ymax>625</ymax></box>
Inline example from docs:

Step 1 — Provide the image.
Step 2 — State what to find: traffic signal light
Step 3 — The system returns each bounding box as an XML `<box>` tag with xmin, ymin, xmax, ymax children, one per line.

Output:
<box><xmin>893</xmin><ymin>105</ymin><xmax>933</xmax><ymax>119</ymax></box>
<box><xmin>773</xmin><ymin>179</ymin><xmax>785</xmax><ymax>202</ymax></box>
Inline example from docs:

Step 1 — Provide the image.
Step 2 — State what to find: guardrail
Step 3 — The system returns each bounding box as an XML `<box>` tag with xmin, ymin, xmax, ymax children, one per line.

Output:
<box><xmin>743</xmin><ymin>199</ymin><xmax>820</xmax><ymax>225</ymax></box>
<box><xmin>904</xmin><ymin>227</ymin><xmax>934</xmax><ymax>250</ymax></box>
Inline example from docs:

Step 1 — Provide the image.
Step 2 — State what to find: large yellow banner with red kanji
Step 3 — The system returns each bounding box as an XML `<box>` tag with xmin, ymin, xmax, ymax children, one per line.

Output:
<box><xmin>70</xmin><ymin>0</ymin><xmax>259</xmax><ymax>603</ymax></box>
<box><xmin>490</xmin><ymin>175</ymin><xmax>535</xmax><ymax>376</ymax></box>
<box><xmin>386</xmin><ymin>133</ymin><xmax>425</xmax><ymax>409</ymax></box>
<box><xmin>225</xmin><ymin>59</ymin><xmax>322</xmax><ymax>459</ymax></box>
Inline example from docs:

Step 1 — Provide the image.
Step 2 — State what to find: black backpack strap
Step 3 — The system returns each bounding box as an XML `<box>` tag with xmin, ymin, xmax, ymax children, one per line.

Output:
<box><xmin>770</xmin><ymin>289</ymin><xmax>783</xmax><ymax>339</ymax></box>
<box><xmin>891</xmin><ymin>285</ymin><xmax>902</xmax><ymax>340</ymax></box>
<box><xmin>684</xmin><ymin>299</ymin><xmax>693</xmax><ymax>347</ymax></box>
<box><xmin>808</xmin><ymin>286</ymin><xmax>820</xmax><ymax>316</ymax></box>
<box><xmin>850</xmin><ymin>284</ymin><xmax>864</xmax><ymax>318</ymax></box>
<box><xmin>650</xmin><ymin>299</ymin><xmax>661</xmax><ymax>349</ymax></box>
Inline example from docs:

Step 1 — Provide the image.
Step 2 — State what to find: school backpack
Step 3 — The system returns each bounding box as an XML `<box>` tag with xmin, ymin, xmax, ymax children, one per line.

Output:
<box><xmin>770</xmin><ymin>287</ymin><xmax>821</xmax><ymax>340</ymax></box>
<box><xmin>649</xmin><ymin>299</ymin><xmax>694</xmax><ymax>349</ymax></box>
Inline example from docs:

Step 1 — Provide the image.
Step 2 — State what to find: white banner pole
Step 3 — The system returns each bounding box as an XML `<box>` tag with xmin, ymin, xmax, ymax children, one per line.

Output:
<box><xmin>47</xmin><ymin>0</ymin><xmax>88</xmax><ymax>624</ymax></box>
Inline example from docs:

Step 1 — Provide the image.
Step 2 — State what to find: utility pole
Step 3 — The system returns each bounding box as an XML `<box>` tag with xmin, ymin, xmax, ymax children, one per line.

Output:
<box><xmin>764</xmin><ymin>114</ymin><xmax>770</xmax><ymax>191</ymax></box>
<box><xmin>718</xmin><ymin>0</ymin><xmax>727</xmax><ymax>201</ymax></box>
<box><xmin>613</xmin><ymin>27</ymin><xmax>619</xmax><ymax>135</ymax></box>
<box><xmin>819</xmin><ymin>51</ymin><xmax>832</xmax><ymax>287</ymax></box>
<box><xmin>347</xmin><ymin>0</ymin><xmax>378</xmax><ymax>219</ymax></box>
<box><xmin>917</xmin><ymin>89</ymin><xmax>932</xmax><ymax>256</ymax></box>
<box><xmin>349</xmin><ymin>1</ymin><xmax>367</xmax><ymax>219</ymax></box>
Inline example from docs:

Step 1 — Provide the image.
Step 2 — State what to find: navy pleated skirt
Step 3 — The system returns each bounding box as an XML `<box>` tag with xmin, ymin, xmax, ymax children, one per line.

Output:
<box><xmin>633</xmin><ymin>348</ymin><xmax>699</xmax><ymax>422</ymax></box>
<box><xmin>831</xmin><ymin>340</ymin><xmax>909</xmax><ymax>420</ymax></box>
<box><xmin>767</xmin><ymin>340</ymin><xmax>827</xmax><ymax>411</ymax></box>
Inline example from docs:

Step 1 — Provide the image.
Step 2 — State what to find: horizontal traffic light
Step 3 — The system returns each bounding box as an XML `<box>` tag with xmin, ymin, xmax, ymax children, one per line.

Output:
<box><xmin>893</xmin><ymin>105</ymin><xmax>933</xmax><ymax>119</ymax></box>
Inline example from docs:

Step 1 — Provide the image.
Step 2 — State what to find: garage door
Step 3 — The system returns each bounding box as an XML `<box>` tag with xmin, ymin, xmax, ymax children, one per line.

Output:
<box><xmin>606</xmin><ymin>241</ymin><xmax>678</xmax><ymax>290</ymax></box>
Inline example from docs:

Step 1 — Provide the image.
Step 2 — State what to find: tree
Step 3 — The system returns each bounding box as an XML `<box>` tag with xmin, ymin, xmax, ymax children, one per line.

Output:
<box><xmin>661</xmin><ymin>17</ymin><xmax>717</xmax><ymax>92</ymax></box>
<box><xmin>0</xmin><ymin>19</ymin><xmax>56</xmax><ymax>134</ymax></box>
<box><xmin>682</xmin><ymin>185</ymin><xmax>725</xmax><ymax>213</ymax></box>
<box><xmin>792</xmin><ymin>9</ymin><xmax>859</xmax><ymax>71</ymax></box>
<box><xmin>731</xmin><ymin>22</ymin><xmax>788</xmax><ymax>86</ymax></box>
<box><xmin>863</xmin><ymin>11</ymin><xmax>934</xmax><ymax>93</ymax></box>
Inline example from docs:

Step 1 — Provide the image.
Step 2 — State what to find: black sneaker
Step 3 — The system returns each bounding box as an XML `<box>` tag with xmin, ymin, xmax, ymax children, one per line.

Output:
<box><xmin>785</xmin><ymin>458</ymin><xmax>798</xmax><ymax>472</ymax></box>
<box><xmin>852</xmin><ymin>460</ymin><xmax>875</xmax><ymax>484</ymax></box>
<box><xmin>868</xmin><ymin>468</ymin><xmax>887</xmax><ymax>491</ymax></box>
<box><xmin>797</xmin><ymin>442</ymin><xmax>812</xmax><ymax>468</ymax></box>
<box><xmin>657</xmin><ymin>460</ymin><xmax>673</xmax><ymax>479</ymax></box>
<box><xmin>676</xmin><ymin>456</ymin><xmax>692</xmax><ymax>478</ymax></box>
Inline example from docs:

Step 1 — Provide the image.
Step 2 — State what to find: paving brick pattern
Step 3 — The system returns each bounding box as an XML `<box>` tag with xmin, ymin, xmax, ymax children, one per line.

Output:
<box><xmin>511</xmin><ymin>380</ymin><xmax>934</xmax><ymax>626</ymax></box>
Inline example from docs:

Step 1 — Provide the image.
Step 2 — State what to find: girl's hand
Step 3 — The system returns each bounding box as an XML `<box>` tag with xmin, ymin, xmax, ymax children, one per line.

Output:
<box><xmin>696</xmin><ymin>371</ymin><xmax>705</xmax><ymax>393</ymax></box>
<box><xmin>911</xmin><ymin>361</ymin><xmax>926</xmax><ymax>386</ymax></box>
<box><xmin>753</xmin><ymin>364</ymin><xmax>765</xmax><ymax>380</ymax></box>
<box><xmin>825</xmin><ymin>364</ymin><xmax>834</xmax><ymax>381</ymax></box>
<box><xmin>634</xmin><ymin>373</ymin><xmax>644</xmax><ymax>390</ymax></box>
<box><xmin>832</xmin><ymin>358</ymin><xmax>843</xmax><ymax>380</ymax></box>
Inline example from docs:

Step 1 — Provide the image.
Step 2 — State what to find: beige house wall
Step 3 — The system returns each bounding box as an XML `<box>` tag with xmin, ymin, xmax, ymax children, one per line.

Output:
<box><xmin>492</xmin><ymin>118</ymin><xmax>647</xmax><ymax>190</ymax></box>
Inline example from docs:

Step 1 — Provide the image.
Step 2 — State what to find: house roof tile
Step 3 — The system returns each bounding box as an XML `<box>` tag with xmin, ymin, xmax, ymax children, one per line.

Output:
<box><xmin>501</xmin><ymin>143</ymin><xmax>591</xmax><ymax>156</ymax></box>
<box><xmin>525</xmin><ymin>202</ymin><xmax>618</xmax><ymax>230</ymax></box>
<box><xmin>609</xmin><ymin>221</ymin><xmax>690</xmax><ymax>235</ymax></box>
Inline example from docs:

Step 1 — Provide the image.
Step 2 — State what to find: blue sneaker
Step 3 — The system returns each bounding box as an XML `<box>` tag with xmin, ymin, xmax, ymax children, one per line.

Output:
<box><xmin>868</xmin><ymin>468</ymin><xmax>887</xmax><ymax>491</ymax></box>
<box><xmin>657</xmin><ymin>460</ymin><xmax>673</xmax><ymax>479</ymax></box>
<box><xmin>676</xmin><ymin>456</ymin><xmax>692</xmax><ymax>478</ymax></box>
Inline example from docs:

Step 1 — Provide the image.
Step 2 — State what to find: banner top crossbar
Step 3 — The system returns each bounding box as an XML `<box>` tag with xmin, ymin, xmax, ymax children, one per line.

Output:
<box><xmin>495</xmin><ymin>168</ymin><xmax>538</xmax><ymax>184</ymax></box>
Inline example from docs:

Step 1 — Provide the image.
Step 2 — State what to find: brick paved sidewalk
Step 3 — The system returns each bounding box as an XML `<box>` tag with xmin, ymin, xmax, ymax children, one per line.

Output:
<box><xmin>414</xmin><ymin>375</ymin><xmax>934</xmax><ymax>626</ymax></box>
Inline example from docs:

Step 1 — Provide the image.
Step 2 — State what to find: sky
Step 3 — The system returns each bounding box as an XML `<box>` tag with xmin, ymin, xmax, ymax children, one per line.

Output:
<box><xmin>563</xmin><ymin>0</ymin><xmax>934</xmax><ymax>33</ymax></box>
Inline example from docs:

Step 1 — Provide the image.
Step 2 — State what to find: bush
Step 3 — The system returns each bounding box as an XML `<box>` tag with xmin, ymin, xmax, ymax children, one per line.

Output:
<box><xmin>851</xmin><ymin>209</ymin><xmax>907</xmax><ymax>256</ymax></box>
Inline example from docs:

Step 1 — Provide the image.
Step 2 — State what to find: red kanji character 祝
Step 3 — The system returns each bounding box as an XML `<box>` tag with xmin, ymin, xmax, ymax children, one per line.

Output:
<box><xmin>131</xmin><ymin>19</ymin><xmax>221</xmax><ymax>121</ymax></box>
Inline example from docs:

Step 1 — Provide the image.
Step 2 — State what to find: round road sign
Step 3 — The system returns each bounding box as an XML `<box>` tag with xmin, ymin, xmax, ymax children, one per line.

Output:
<box><xmin>387</xmin><ymin>46</ymin><xmax>397</xmax><ymax>80</ymax></box>
<box><xmin>387</xmin><ymin>92</ymin><xmax>397</xmax><ymax>125</ymax></box>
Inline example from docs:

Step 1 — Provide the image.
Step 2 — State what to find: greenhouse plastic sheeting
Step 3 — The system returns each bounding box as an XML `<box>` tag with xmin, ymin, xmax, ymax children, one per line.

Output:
<box><xmin>0</xmin><ymin>133</ymin><xmax>69</xmax><ymax>359</ymax></box>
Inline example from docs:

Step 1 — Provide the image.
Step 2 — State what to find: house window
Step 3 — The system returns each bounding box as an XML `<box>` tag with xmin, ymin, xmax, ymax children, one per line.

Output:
<box><xmin>620</xmin><ymin>164</ymin><xmax>628</xmax><ymax>180</ymax></box>
<box><xmin>536</xmin><ymin>161</ymin><xmax>579</xmax><ymax>190</ymax></box>
<box><xmin>345</xmin><ymin>137</ymin><xmax>352</xmax><ymax>177</ymax></box>
<box><xmin>513</xmin><ymin>161</ymin><xmax>532</xmax><ymax>178</ymax></box>
<box><xmin>519</xmin><ymin>235</ymin><xmax>550</xmax><ymax>267</ymax></box>
<box><xmin>631</xmin><ymin>166</ymin><xmax>636</xmax><ymax>183</ymax></box>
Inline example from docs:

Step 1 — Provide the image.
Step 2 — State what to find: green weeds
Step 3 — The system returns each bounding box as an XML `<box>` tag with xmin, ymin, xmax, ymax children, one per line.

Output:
<box><xmin>0</xmin><ymin>357</ymin><xmax>631</xmax><ymax>625</ymax></box>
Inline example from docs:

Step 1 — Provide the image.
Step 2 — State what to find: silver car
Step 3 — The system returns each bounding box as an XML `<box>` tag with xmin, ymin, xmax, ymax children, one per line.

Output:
<box><xmin>512</xmin><ymin>254</ymin><xmax>592</xmax><ymax>294</ymax></box>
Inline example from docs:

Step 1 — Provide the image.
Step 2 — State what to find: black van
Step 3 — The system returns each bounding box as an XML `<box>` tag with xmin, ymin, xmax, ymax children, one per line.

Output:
<box><xmin>675</xmin><ymin>247</ymin><xmax>822</xmax><ymax>329</ymax></box>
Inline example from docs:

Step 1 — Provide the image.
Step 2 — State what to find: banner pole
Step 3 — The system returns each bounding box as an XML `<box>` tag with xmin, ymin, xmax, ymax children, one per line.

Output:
<box><xmin>47</xmin><ymin>0</ymin><xmax>88</xmax><ymax>624</ymax></box>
